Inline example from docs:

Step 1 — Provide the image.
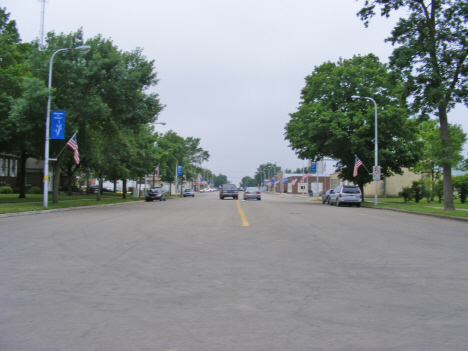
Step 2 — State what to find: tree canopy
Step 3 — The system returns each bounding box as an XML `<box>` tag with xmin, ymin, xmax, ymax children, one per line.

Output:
<box><xmin>285</xmin><ymin>54</ymin><xmax>422</xmax><ymax>195</ymax></box>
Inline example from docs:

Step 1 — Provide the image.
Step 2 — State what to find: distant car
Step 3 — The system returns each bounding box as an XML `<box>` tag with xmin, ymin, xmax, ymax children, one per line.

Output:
<box><xmin>90</xmin><ymin>185</ymin><xmax>112</xmax><ymax>193</ymax></box>
<box><xmin>322</xmin><ymin>189</ymin><xmax>334</xmax><ymax>204</ymax></box>
<box><xmin>183</xmin><ymin>189</ymin><xmax>195</xmax><ymax>197</ymax></box>
<box><xmin>199</xmin><ymin>188</ymin><xmax>209</xmax><ymax>192</ymax></box>
<box><xmin>243</xmin><ymin>187</ymin><xmax>261</xmax><ymax>201</ymax></box>
<box><xmin>220</xmin><ymin>184</ymin><xmax>239</xmax><ymax>200</ymax></box>
<box><xmin>238</xmin><ymin>187</ymin><xmax>244</xmax><ymax>191</ymax></box>
<box><xmin>329</xmin><ymin>185</ymin><xmax>362</xmax><ymax>207</ymax></box>
<box><xmin>146</xmin><ymin>187</ymin><xmax>166</xmax><ymax>202</ymax></box>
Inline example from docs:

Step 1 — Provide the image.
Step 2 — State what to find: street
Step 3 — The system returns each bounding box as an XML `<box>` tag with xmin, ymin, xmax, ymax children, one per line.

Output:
<box><xmin>1</xmin><ymin>192</ymin><xmax>468</xmax><ymax>350</ymax></box>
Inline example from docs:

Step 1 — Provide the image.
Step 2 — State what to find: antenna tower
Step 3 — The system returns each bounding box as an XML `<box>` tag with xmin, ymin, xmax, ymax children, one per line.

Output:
<box><xmin>39</xmin><ymin>0</ymin><xmax>47</xmax><ymax>48</ymax></box>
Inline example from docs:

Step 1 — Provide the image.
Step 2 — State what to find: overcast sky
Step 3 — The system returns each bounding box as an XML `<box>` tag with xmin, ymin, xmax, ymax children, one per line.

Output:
<box><xmin>3</xmin><ymin>0</ymin><xmax>467</xmax><ymax>185</ymax></box>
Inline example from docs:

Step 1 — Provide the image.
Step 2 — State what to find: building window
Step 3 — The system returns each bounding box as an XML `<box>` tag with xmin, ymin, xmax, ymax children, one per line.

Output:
<box><xmin>25</xmin><ymin>175</ymin><xmax>32</xmax><ymax>187</ymax></box>
<box><xmin>10</xmin><ymin>159</ymin><xmax>17</xmax><ymax>177</ymax></box>
<box><xmin>0</xmin><ymin>158</ymin><xmax>7</xmax><ymax>176</ymax></box>
<box><xmin>332</xmin><ymin>179</ymin><xmax>338</xmax><ymax>188</ymax></box>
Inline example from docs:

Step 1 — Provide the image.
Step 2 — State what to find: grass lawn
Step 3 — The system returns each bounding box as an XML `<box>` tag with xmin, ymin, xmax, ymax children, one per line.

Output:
<box><xmin>361</xmin><ymin>197</ymin><xmax>468</xmax><ymax>219</ymax></box>
<box><xmin>0</xmin><ymin>193</ymin><xmax>143</xmax><ymax>214</ymax></box>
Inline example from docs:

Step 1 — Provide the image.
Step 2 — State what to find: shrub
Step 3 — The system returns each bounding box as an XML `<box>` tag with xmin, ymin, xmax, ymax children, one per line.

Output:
<box><xmin>453</xmin><ymin>175</ymin><xmax>468</xmax><ymax>204</ymax></box>
<box><xmin>0</xmin><ymin>186</ymin><xmax>13</xmax><ymax>194</ymax></box>
<box><xmin>411</xmin><ymin>180</ymin><xmax>426</xmax><ymax>203</ymax></box>
<box><xmin>28</xmin><ymin>186</ymin><xmax>42</xmax><ymax>194</ymax></box>
<box><xmin>398</xmin><ymin>186</ymin><xmax>413</xmax><ymax>202</ymax></box>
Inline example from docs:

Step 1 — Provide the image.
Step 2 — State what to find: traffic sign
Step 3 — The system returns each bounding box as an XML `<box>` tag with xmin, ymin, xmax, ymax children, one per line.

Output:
<box><xmin>373</xmin><ymin>166</ymin><xmax>381</xmax><ymax>174</ymax></box>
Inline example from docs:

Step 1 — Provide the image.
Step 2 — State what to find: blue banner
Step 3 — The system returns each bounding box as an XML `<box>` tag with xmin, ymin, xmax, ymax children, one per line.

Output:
<box><xmin>177</xmin><ymin>165</ymin><xmax>183</xmax><ymax>175</ymax></box>
<box><xmin>50</xmin><ymin>110</ymin><xmax>65</xmax><ymax>139</ymax></box>
<box><xmin>310</xmin><ymin>161</ymin><xmax>317</xmax><ymax>173</ymax></box>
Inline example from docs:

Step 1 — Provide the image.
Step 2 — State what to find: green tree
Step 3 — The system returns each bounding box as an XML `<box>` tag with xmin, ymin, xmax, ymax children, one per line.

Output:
<box><xmin>254</xmin><ymin>162</ymin><xmax>282</xmax><ymax>185</ymax></box>
<box><xmin>0</xmin><ymin>8</ymin><xmax>36</xmax><ymax>198</ymax></box>
<box><xmin>240</xmin><ymin>176</ymin><xmax>257</xmax><ymax>188</ymax></box>
<box><xmin>213</xmin><ymin>174</ymin><xmax>228</xmax><ymax>187</ymax></box>
<box><xmin>285</xmin><ymin>54</ymin><xmax>422</xmax><ymax>197</ymax></box>
<box><xmin>357</xmin><ymin>0</ymin><xmax>468</xmax><ymax>210</ymax></box>
<box><xmin>24</xmin><ymin>29</ymin><xmax>163</xmax><ymax>202</ymax></box>
<box><xmin>412</xmin><ymin>120</ymin><xmax>467</xmax><ymax>200</ymax></box>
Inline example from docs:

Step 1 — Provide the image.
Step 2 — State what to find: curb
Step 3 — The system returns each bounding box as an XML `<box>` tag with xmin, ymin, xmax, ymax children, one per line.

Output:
<box><xmin>362</xmin><ymin>205</ymin><xmax>468</xmax><ymax>223</ymax></box>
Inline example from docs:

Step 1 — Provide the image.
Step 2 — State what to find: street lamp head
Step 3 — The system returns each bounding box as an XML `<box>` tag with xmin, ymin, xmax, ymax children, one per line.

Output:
<box><xmin>351</xmin><ymin>95</ymin><xmax>361</xmax><ymax>100</ymax></box>
<box><xmin>73</xmin><ymin>45</ymin><xmax>91</xmax><ymax>53</ymax></box>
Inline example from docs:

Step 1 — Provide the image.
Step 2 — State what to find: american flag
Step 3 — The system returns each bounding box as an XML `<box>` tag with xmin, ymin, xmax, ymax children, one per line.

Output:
<box><xmin>66</xmin><ymin>133</ymin><xmax>79</xmax><ymax>164</ymax></box>
<box><xmin>292</xmin><ymin>177</ymin><xmax>297</xmax><ymax>186</ymax></box>
<box><xmin>183</xmin><ymin>174</ymin><xmax>186</xmax><ymax>182</ymax></box>
<box><xmin>353</xmin><ymin>156</ymin><xmax>363</xmax><ymax>177</ymax></box>
<box><xmin>302</xmin><ymin>172</ymin><xmax>309</xmax><ymax>181</ymax></box>
<box><xmin>155</xmin><ymin>166</ymin><xmax>159</xmax><ymax>178</ymax></box>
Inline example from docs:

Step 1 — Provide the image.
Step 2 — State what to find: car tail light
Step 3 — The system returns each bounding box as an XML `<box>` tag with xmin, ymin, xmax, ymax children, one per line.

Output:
<box><xmin>246</xmin><ymin>192</ymin><xmax>250</xmax><ymax>194</ymax></box>
<box><xmin>339</xmin><ymin>194</ymin><xmax>342</xmax><ymax>197</ymax></box>
<box><xmin>256</xmin><ymin>192</ymin><xmax>260</xmax><ymax>194</ymax></box>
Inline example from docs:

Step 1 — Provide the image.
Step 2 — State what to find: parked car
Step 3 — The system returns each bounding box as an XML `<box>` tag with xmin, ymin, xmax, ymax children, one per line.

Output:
<box><xmin>145</xmin><ymin>187</ymin><xmax>166</xmax><ymax>202</ymax></box>
<box><xmin>90</xmin><ymin>185</ymin><xmax>112</xmax><ymax>193</ymax></box>
<box><xmin>329</xmin><ymin>185</ymin><xmax>362</xmax><ymax>207</ymax></box>
<box><xmin>219</xmin><ymin>184</ymin><xmax>239</xmax><ymax>200</ymax></box>
<box><xmin>243</xmin><ymin>187</ymin><xmax>261</xmax><ymax>201</ymax></box>
<box><xmin>322</xmin><ymin>189</ymin><xmax>334</xmax><ymax>204</ymax></box>
<box><xmin>183</xmin><ymin>189</ymin><xmax>195</xmax><ymax>197</ymax></box>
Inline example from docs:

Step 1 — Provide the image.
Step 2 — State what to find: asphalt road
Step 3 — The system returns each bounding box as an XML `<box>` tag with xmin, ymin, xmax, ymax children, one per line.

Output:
<box><xmin>1</xmin><ymin>192</ymin><xmax>468</xmax><ymax>351</ymax></box>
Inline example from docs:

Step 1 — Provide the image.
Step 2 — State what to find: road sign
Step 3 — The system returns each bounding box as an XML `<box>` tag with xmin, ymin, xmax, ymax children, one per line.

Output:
<box><xmin>373</xmin><ymin>173</ymin><xmax>381</xmax><ymax>181</ymax></box>
<box><xmin>50</xmin><ymin>110</ymin><xmax>65</xmax><ymax>139</ymax></box>
<box><xmin>373</xmin><ymin>166</ymin><xmax>381</xmax><ymax>174</ymax></box>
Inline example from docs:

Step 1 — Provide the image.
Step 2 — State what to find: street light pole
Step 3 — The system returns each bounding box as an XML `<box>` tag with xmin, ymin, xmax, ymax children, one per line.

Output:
<box><xmin>43</xmin><ymin>45</ymin><xmax>90</xmax><ymax>208</ymax></box>
<box><xmin>351</xmin><ymin>95</ymin><xmax>378</xmax><ymax>206</ymax></box>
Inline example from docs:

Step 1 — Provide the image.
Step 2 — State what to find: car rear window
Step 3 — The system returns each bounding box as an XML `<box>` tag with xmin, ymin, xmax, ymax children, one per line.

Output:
<box><xmin>223</xmin><ymin>184</ymin><xmax>237</xmax><ymax>189</ymax></box>
<box><xmin>246</xmin><ymin>187</ymin><xmax>259</xmax><ymax>191</ymax></box>
<box><xmin>151</xmin><ymin>188</ymin><xmax>162</xmax><ymax>192</ymax></box>
<box><xmin>342</xmin><ymin>186</ymin><xmax>360</xmax><ymax>194</ymax></box>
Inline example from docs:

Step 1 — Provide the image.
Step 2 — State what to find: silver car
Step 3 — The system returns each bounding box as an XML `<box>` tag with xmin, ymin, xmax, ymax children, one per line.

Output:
<box><xmin>329</xmin><ymin>185</ymin><xmax>362</xmax><ymax>207</ymax></box>
<box><xmin>243</xmin><ymin>187</ymin><xmax>261</xmax><ymax>201</ymax></box>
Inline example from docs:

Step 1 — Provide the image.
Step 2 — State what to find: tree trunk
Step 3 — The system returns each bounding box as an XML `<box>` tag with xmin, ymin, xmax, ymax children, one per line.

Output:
<box><xmin>438</xmin><ymin>107</ymin><xmax>455</xmax><ymax>211</ymax></box>
<box><xmin>96</xmin><ymin>171</ymin><xmax>103</xmax><ymax>201</ymax></box>
<box><xmin>66</xmin><ymin>163</ymin><xmax>73</xmax><ymax>196</ymax></box>
<box><xmin>113</xmin><ymin>180</ymin><xmax>117</xmax><ymax>193</ymax></box>
<box><xmin>17</xmin><ymin>151</ymin><xmax>28</xmax><ymax>198</ymax></box>
<box><xmin>52</xmin><ymin>154</ymin><xmax>65</xmax><ymax>204</ymax></box>
<box><xmin>122</xmin><ymin>179</ymin><xmax>127</xmax><ymax>199</ymax></box>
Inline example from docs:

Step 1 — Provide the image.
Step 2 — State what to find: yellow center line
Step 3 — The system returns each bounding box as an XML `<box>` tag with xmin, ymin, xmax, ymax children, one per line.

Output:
<box><xmin>236</xmin><ymin>200</ymin><xmax>250</xmax><ymax>227</ymax></box>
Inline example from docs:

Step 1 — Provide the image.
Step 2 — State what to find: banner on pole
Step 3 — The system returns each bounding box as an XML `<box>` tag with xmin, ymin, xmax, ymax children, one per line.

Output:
<box><xmin>50</xmin><ymin>110</ymin><xmax>65</xmax><ymax>139</ymax></box>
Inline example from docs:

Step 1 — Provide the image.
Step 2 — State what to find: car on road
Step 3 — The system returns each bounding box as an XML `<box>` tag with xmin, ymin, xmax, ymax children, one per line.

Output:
<box><xmin>145</xmin><ymin>187</ymin><xmax>166</xmax><ymax>202</ymax></box>
<box><xmin>322</xmin><ymin>189</ymin><xmax>334</xmax><ymax>204</ymax></box>
<box><xmin>183</xmin><ymin>189</ymin><xmax>195</xmax><ymax>197</ymax></box>
<box><xmin>220</xmin><ymin>184</ymin><xmax>239</xmax><ymax>200</ymax></box>
<box><xmin>329</xmin><ymin>185</ymin><xmax>362</xmax><ymax>207</ymax></box>
<box><xmin>243</xmin><ymin>187</ymin><xmax>261</xmax><ymax>201</ymax></box>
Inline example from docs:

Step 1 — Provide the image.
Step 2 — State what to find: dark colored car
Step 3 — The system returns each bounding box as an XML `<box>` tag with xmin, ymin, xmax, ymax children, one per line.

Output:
<box><xmin>322</xmin><ymin>189</ymin><xmax>334</xmax><ymax>204</ymax></box>
<box><xmin>243</xmin><ymin>187</ymin><xmax>261</xmax><ymax>201</ymax></box>
<box><xmin>146</xmin><ymin>187</ymin><xmax>166</xmax><ymax>202</ymax></box>
<box><xmin>90</xmin><ymin>185</ymin><xmax>112</xmax><ymax>193</ymax></box>
<box><xmin>183</xmin><ymin>189</ymin><xmax>195</xmax><ymax>197</ymax></box>
<box><xmin>219</xmin><ymin>184</ymin><xmax>239</xmax><ymax>200</ymax></box>
<box><xmin>329</xmin><ymin>185</ymin><xmax>362</xmax><ymax>207</ymax></box>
